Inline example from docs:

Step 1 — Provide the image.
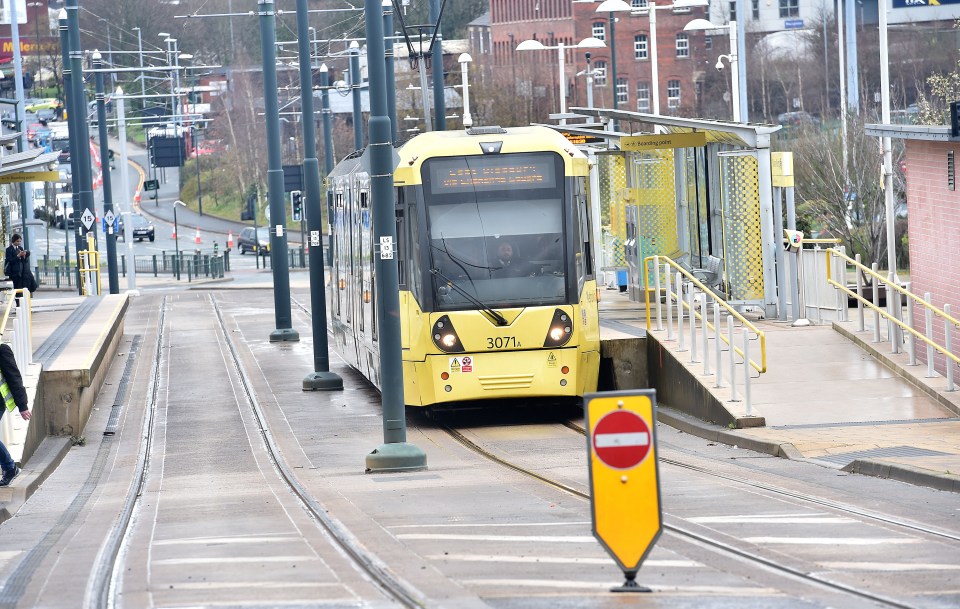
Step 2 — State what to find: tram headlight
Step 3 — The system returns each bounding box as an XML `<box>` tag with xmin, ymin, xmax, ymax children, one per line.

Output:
<box><xmin>543</xmin><ymin>308</ymin><xmax>573</xmax><ymax>348</ymax></box>
<box><xmin>432</xmin><ymin>315</ymin><xmax>465</xmax><ymax>353</ymax></box>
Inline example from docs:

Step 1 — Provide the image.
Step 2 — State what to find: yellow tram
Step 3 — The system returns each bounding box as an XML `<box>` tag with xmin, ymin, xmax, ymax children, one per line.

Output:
<box><xmin>328</xmin><ymin>125</ymin><xmax>600</xmax><ymax>408</ymax></box>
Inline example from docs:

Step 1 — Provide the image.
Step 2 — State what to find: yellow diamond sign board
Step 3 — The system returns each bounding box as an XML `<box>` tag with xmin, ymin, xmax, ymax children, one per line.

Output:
<box><xmin>585</xmin><ymin>390</ymin><xmax>661</xmax><ymax>575</ymax></box>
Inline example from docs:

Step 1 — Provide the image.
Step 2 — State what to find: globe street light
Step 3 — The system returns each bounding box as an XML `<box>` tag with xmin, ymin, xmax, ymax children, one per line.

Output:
<box><xmin>684</xmin><ymin>18</ymin><xmax>740</xmax><ymax>122</ymax></box>
<box><xmin>597</xmin><ymin>0</ymin><xmax>708</xmax><ymax>116</ymax></box>
<box><xmin>516</xmin><ymin>37</ymin><xmax>605</xmax><ymax>125</ymax></box>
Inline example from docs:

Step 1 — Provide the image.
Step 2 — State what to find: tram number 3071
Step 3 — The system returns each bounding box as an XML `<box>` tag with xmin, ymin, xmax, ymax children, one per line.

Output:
<box><xmin>487</xmin><ymin>336</ymin><xmax>520</xmax><ymax>349</ymax></box>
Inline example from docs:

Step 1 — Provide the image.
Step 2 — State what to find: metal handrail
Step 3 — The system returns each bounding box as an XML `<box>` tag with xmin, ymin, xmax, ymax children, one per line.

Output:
<box><xmin>825</xmin><ymin>248</ymin><xmax>960</xmax><ymax>367</ymax></box>
<box><xmin>0</xmin><ymin>288</ymin><xmax>31</xmax><ymax>339</ymax></box>
<box><xmin>643</xmin><ymin>255</ymin><xmax>767</xmax><ymax>374</ymax></box>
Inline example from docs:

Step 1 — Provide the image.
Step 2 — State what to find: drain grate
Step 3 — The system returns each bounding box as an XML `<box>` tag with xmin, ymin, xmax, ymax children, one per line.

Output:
<box><xmin>816</xmin><ymin>445</ymin><xmax>954</xmax><ymax>466</ymax></box>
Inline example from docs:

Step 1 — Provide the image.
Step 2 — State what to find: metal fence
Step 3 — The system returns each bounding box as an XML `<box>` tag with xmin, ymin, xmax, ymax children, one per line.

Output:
<box><xmin>32</xmin><ymin>249</ymin><xmax>232</xmax><ymax>286</ymax></box>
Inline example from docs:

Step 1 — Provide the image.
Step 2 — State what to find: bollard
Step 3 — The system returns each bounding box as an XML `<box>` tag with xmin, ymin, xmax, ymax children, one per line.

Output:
<box><xmin>702</xmin><ymin>292</ymin><xmax>711</xmax><ymax>376</ymax></box>
<box><xmin>728</xmin><ymin>315</ymin><xmax>738</xmax><ymax>402</ymax></box>
<box><xmin>872</xmin><ymin>263</ymin><xmax>881</xmax><ymax>343</ymax></box>
<box><xmin>924</xmin><ymin>292</ymin><xmax>934</xmax><ymax>378</ymax></box>
<box><xmin>714</xmin><ymin>303</ymin><xmax>723</xmax><ymax>388</ymax></box>
<box><xmin>855</xmin><ymin>254</ymin><xmax>864</xmax><ymax>331</ymax></box>
<box><xmin>743</xmin><ymin>328</ymin><xmax>752</xmax><ymax>416</ymax></box>
<box><xmin>665</xmin><ymin>267</ymin><xmax>674</xmax><ymax>340</ymax></box>
<box><xmin>152</xmin><ymin>255</ymin><xmax>158</xmax><ymax>277</ymax></box>
<box><xmin>55</xmin><ymin>266</ymin><xmax>60</xmax><ymax>289</ymax></box>
<box><xmin>689</xmin><ymin>287</ymin><xmax>698</xmax><ymax>364</ymax></box>
<box><xmin>187</xmin><ymin>260</ymin><xmax>192</xmax><ymax>282</ymax></box>
<box><xmin>906</xmin><ymin>283</ymin><xmax>916</xmax><ymax>366</ymax></box>
<box><xmin>945</xmin><ymin>303</ymin><xmax>955</xmax><ymax>392</ymax></box>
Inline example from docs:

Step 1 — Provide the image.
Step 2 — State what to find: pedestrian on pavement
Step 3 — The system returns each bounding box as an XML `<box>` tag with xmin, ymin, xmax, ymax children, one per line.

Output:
<box><xmin>4</xmin><ymin>234</ymin><xmax>33</xmax><ymax>301</ymax></box>
<box><xmin>0</xmin><ymin>343</ymin><xmax>31</xmax><ymax>487</ymax></box>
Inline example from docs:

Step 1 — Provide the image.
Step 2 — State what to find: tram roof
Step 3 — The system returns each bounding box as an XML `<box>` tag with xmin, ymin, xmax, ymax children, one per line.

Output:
<box><xmin>568</xmin><ymin>108</ymin><xmax>782</xmax><ymax>149</ymax></box>
<box><xmin>395</xmin><ymin>125</ymin><xmax>587</xmax><ymax>165</ymax></box>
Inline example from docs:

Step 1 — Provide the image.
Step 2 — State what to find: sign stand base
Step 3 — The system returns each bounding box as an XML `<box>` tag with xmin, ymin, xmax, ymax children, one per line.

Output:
<box><xmin>611</xmin><ymin>574</ymin><xmax>651</xmax><ymax>593</ymax></box>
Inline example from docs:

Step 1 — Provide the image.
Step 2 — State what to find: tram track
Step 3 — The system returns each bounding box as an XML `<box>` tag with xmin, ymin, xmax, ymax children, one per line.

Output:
<box><xmin>439</xmin><ymin>420</ymin><xmax>925</xmax><ymax>609</ymax></box>
<box><xmin>562</xmin><ymin>420</ymin><xmax>960</xmax><ymax>544</ymax></box>
<box><xmin>83</xmin><ymin>294</ymin><xmax>424</xmax><ymax>609</ymax></box>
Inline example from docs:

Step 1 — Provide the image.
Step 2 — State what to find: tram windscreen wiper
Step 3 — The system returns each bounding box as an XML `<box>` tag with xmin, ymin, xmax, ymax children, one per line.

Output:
<box><xmin>430</xmin><ymin>268</ymin><xmax>509</xmax><ymax>326</ymax></box>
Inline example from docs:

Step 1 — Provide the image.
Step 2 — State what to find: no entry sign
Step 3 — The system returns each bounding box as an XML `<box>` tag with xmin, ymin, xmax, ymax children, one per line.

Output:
<box><xmin>585</xmin><ymin>390</ymin><xmax>662</xmax><ymax>590</ymax></box>
<box><xmin>592</xmin><ymin>410</ymin><xmax>651</xmax><ymax>469</ymax></box>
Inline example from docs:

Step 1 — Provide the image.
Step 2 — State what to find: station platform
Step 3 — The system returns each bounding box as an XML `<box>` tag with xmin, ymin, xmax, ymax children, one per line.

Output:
<box><xmin>598</xmin><ymin>291</ymin><xmax>960</xmax><ymax>493</ymax></box>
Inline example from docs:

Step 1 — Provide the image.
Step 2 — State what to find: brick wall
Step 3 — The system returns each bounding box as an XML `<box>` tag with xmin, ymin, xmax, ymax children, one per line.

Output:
<box><xmin>905</xmin><ymin>139</ymin><xmax>960</xmax><ymax>376</ymax></box>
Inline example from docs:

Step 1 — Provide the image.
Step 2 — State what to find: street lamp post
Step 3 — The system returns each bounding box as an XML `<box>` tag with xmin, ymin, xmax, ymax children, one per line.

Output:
<box><xmin>27</xmin><ymin>2</ymin><xmax>43</xmax><ymax>96</ymax></box>
<box><xmin>92</xmin><ymin>50</ymin><xmax>119</xmax><ymax>294</ymax></box>
<box><xmin>515</xmin><ymin>37</ymin><xmax>605</xmax><ymax>125</ymax></box>
<box><xmin>597</xmin><ymin>0</ymin><xmax>708</xmax><ymax>117</ymax></box>
<box><xmin>684</xmin><ymin>18</ymin><xmax>740</xmax><ymax>122</ymax></box>
<box><xmin>458</xmin><ymin>53</ymin><xmax>473</xmax><ymax>128</ymax></box>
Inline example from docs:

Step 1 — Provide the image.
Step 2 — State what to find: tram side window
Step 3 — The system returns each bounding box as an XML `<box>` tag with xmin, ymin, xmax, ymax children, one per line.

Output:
<box><xmin>576</xmin><ymin>177</ymin><xmax>593</xmax><ymax>279</ymax></box>
<box><xmin>404</xmin><ymin>190</ymin><xmax>423</xmax><ymax>303</ymax></box>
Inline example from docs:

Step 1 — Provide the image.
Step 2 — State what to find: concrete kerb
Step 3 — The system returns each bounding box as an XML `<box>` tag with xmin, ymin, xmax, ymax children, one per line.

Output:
<box><xmin>833</xmin><ymin>320</ymin><xmax>960</xmax><ymax>417</ymax></box>
<box><xmin>658</xmin><ymin>405</ymin><xmax>960</xmax><ymax>493</ymax></box>
<box><xmin>0</xmin><ymin>437</ymin><xmax>73</xmax><ymax>524</ymax></box>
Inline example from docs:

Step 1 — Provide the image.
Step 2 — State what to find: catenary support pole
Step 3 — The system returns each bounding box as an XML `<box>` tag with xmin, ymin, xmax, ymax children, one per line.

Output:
<box><xmin>58</xmin><ymin>10</ymin><xmax>83</xmax><ymax>293</ymax></box>
<box><xmin>258</xmin><ymin>0</ymin><xmax>299</xmax><ymax>342</ymax></box>
<box><xmin>116</xmin><ymin>88</ymin><xmax>137</xmax><ymax>292</ymax></box>
<box><xmin>363</xmin><ymin>0</ymin><xmax>427</xmax><ymax>473</ymax></box>
<box><xmin>429</xmin><ymin>0</ymin><xmax>445</xmax><ymax>131</ymax></box>
<box><xmin>350</xmin><ymin>41</ymin><xmax>363</xmax><ymax>150</ymax></box>
<box><xmin>295</xmin><ymin>0</ymin><xmax>342</xmax><ymax>390</ymax></box>
<box><xmin>66</xmin><ymin>0</ymin><xmax>97</xmax><ymax>254</ymax></box>
<box><xmin>734</xmin><ymin>0</ymin><xmax>748</xmax><ymax>122</ymax></box>
<box><xmin>383</xmin><ymin>1</ymin><xmax>397</xmax><ymax>142</ymax></box>
<box><xmin>320</xmin><ymin>64</ymin><xmax>335</xmax><ymax>264</ymax></box>
<box><xmin>93</xmin><ymin>51</ymin><xmax>119</xmax><ymax>294</ymax></box>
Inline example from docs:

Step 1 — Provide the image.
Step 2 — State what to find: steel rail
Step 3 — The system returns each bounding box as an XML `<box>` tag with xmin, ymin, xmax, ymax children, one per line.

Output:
<box><xmin>563</xmin><ymin>420</ymin><xmax>960</xmax><ymax>543</ymax></box>
<box><xmin>211</xmin><ymin>296</ymin><xmax>425</xmax><ymax>609</ymax></box>
<box><xmin>443</xmin><ymin>421</ymin><xmax>923</xmax><ymax>609</ymax></box>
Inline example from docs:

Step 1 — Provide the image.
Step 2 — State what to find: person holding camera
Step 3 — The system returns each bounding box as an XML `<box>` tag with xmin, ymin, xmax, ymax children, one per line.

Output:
<box><xmin>4</xmin><ymin>233</ymin><xmax>34</xmax><ymax>301</ymax></box>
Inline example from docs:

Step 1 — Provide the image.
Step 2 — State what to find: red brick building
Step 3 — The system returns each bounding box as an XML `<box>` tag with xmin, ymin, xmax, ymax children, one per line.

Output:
<box><xmin>867</xmin><ymin>123</ymin><xmax>960</xmax><ymax>375</ymax></box>
<box><xmin>487</xmin><ymin>0</ymin><xmax>718</xmax><ymax>119</ymax></box>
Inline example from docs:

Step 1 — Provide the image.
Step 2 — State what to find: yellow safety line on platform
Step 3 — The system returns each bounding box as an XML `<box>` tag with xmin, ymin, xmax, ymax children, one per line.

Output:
<box><xmin>643</xmin><ymin>255</ymin><xmax>767</xmax><ymax>374</ymax></box>
<box><xmin>826</xmin><ymin>248</ymin><xmax>960</xmax><ymax>366</ymax></box>
<box><xmin>83</xmin><ymin>296</ymin><xmax>126</xmax><ymax>370</ymax></box>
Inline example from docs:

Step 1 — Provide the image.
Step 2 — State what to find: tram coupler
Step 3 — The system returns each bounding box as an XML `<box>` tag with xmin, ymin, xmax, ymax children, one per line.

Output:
<box><xmin>610</xmin><ymin>571</ymin><xmax>651</xmax><ymax>593</ymax></box>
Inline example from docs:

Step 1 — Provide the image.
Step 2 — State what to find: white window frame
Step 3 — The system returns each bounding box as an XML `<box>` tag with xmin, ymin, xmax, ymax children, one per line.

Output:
<box><xmin>592</xmin><ymin>21</ymin><xmax>606</xmax><ymax>42</ymax></box>
<box><xmin>634</xmin><ymin>34</ymin><xmax>648</xmax><ymax>60</ymax></box>
<box><xmin>676</xmin><ymin>33</ymin><xmax>689</xmax><ymax>58</ymax></box>
<box><xmin>616</xmin><ymin>77</ymin><xmax>628</xmax><ymax>104</ymax></box>
<box><xmin>667</xmin><ymin>79</ymin><xmax>681</xmax><ymax>109</ymax></box>
<box><xmin>636</xmin><ymin>82</ymin><xmax>650</xmax><ymax>112</ymax></box>
<box><xmin>594</xmin><ymin>60</ymin><xmax>607</xmax><ymax>86</ymax></box>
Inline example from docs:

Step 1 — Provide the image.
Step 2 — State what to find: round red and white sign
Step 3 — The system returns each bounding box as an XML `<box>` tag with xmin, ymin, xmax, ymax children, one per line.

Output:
<box><xmin>592</xmin><ymin>410</ymin><xmax>652</xmax><ymax>470</ymax></box>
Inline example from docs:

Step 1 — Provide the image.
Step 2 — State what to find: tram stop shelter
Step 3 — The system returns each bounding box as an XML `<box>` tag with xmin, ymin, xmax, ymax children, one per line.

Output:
<box><xmin>559</xmin><ymin>108</ymin><xmax>782</xmax><ymax>319</ymax></box>
<box><xmin>0</xmin><ymin>131</ymin><xmax>61</xmax><ymax>247</ymax></box>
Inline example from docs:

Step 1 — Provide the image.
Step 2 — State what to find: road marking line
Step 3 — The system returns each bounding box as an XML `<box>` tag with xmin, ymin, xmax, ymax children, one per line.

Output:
<box><xmin>153</xmin><ymin>535</ymin><xmax>299</xmax><ymax>546</ymax></box>
<box><xmin>390</xmin><ymin>521</ymin><xmax>591</xmax><ymax>529</ymax></box>
<box><xmin>428</xmin><ymin>554</ymin><xmax>700</xmax><ymax>567</ymax></box>
<box><xmin>818</xmin><ymin>562</ymin><xmax>960</xmax><ymax>571</ymax></box>
<box><xmin>462</xmin><ymin>579</ymin><xmax>781</xmax><ymax>595</ymax></box>
<box><xmin>594</xmin><ymin>432</ymin><xmax>649</xmax><ymax>448</ymax></box>
<box><xmin>152</xmin><ymin>556</ymin><xmax>317</xmax><ymax>566</ymax></box>
<box><xmin>157</xmin><ymin>582</ymin><xmax>343</xmax><ymax>590</ymax></box>
<box><xmin>396</xmin><ymin>534</ymin><xmax>595</xmax><ymax>543</ymax></box>
<box><xmin>690</xmin><ymin>516</ymin><xmax>855</xmax><ymax>524</ymax></box>
<box><xmin>744</xmin><ymin>537</ymin><xmax>920</xmax><ymax>545</ymax></box>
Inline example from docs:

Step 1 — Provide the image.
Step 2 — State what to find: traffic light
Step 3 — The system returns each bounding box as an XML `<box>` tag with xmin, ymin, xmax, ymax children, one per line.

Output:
<box><xmin>241</xmin><ymin>194</ymin><xmax>255</xmax><ymax>221</ymax></box>
<box><xmin>291</xmin><ymin>190</ymin><xmax>303</xmax><ymax>222</ymax></box>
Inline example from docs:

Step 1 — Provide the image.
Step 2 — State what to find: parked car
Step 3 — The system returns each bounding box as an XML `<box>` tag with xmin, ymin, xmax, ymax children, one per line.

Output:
<box><xmin>777</xmin><ymin>111</ymin><xmax>820</xmax><ymax>128</ymax></box>
<box><xmin>118</xmin><ymin>214</ymin><xmax>155</xmax><ymax>242</ymax></box>
<box><xmin>237</xmin><ymin>226</ymin><xmax>270</xmax><ymax>255</ymax></box>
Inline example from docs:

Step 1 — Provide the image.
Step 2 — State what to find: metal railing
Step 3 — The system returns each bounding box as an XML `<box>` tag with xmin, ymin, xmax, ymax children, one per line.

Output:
<box><xmin>826</xmin><ymin>248</ymin><xmax>960</xmax><ymax>390</ymax></box>
<box><xmin>643</xmin><ymin>255</ymin><xmax>767</xmax><ymax>414</ymax></box>
<box><xmin>0</xmin><ymin>288</ymin><xmax>32</xmax><ymax>448</ymax></box>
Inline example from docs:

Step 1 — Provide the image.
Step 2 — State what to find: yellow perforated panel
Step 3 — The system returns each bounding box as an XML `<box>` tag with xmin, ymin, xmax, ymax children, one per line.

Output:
<box><xmin>719</xmin><ymin>153</ymin><xmax>764</xmax><ymax>303</ymax></box>
<box><xmin>598</xmin><ymin>154</ymin><xmax>629</xmax><ymax>266</ymax></box>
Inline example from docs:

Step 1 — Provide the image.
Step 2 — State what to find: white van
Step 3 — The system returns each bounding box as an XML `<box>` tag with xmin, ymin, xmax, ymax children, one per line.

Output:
<box><xmin>54</xmin><ymin>193</ymin><xmax>75</xmax><ymax>229</ymax></box>
<box><xmin>29</xmin><ymin>182</ymin><xmax>47</xmax><ymax>217</ymax></box>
